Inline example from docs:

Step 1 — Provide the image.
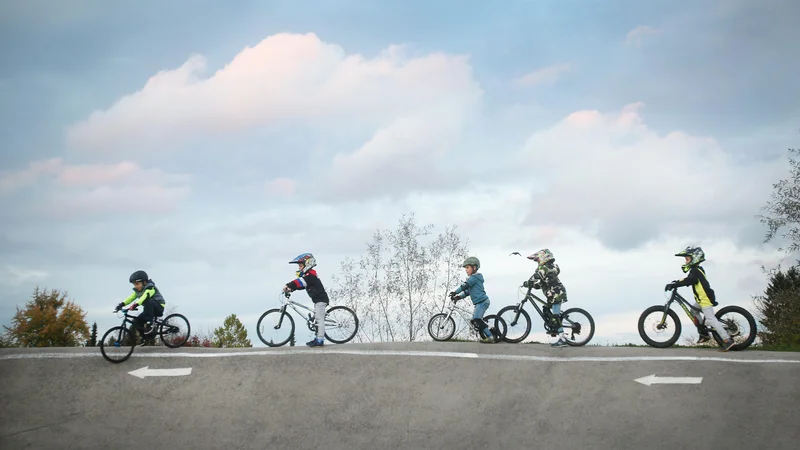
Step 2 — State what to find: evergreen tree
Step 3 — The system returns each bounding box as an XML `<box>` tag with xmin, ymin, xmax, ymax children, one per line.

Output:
<box><xmin>754</xmin><ymin>265</ymin><xmax>800</xmax><ymax>346</ymax></box>
<box><xmin>87</xmin><ymin>322</ymin><xmax>98</xmax><ymax>347</ymax></box>
<box><xmin>212</xmin><ymin>314</ymin><xmax>253</xmax><ymax>348</ymax></box>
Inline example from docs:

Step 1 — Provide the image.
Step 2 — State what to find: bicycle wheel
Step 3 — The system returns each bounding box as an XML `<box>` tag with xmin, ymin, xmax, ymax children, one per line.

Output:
<box><xmin>711</xmin><ymin>305</ymin><xmax>757</xmax><ymax>351</ymax></box>
<box><xmin>100</xmin><ymin>326</ymin><xmax>135</xmax><ymax>363</ymax></box>
<box><xmin>561</xmin><ymin>307</ymin><xmax>595</xmax><ymax>346</ymax></box>
<box><xmin>428</xmin><ymin>313</ymin><xmax>456</xmax><ymax>341</ymax></box>
<box><xmin>324</xmin><ymin>305</ymin><xmax>359</xmax><ymax>344</ymax></box>
<box><xmin>638</xmin><ymin>305</ymin><xmax>682</xmax><ymax>348</ymax></box>
<box><xmin>257</xmin><ymin>308</ymin><xmax>295</xmax><ymax>347</ymax></box>
<box><xmin>485</xmin><ymin>314</ymin><xmax>507</xmax><ymax>343</ymax></box>
<box><xmin>159</xmin><ymin>313</ymin><xmax>191</xmax><ymax>348</ymax></box>
<box><xmin>497</xmin><ymin>305</ymin><xmax>531</xmax><ymax>343</ymax></box>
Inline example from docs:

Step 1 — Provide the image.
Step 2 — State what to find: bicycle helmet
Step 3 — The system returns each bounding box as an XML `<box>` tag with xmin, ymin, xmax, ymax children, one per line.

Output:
<box><xmin>129</xmin><ymin>270</ymin><xmax>148</xmax><ymax>283</ymax></box>
<box><xmin>528</xmin><ymin>248</ymin><xmax>554</xmax><ymax>265</ymax></box>
<box><xmin>675</xmin><ymin>246</ymin><xmax>705</xmax><ymax>273</ymax></box>
<box><xmin>462</xmin><ymin>256</ymin><xmax>480</xmax><ymax>270</ymax></box>
<box><xmin>289</xmin><ymin>253</ymin><xmax>317</xmax><ymax>274</ymax></box>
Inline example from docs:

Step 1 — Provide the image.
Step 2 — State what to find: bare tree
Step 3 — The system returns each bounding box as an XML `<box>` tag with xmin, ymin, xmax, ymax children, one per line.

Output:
<box><xmin>385</xmin><ymin>213</ymin><xmax>434</xmax><ymax>341</ymax></box>
<box><xmin>328</xmin><ymin>213</ymin><xmax>471</xmax><ymax>342</ymax></box>
<box><xmin>329</xmin><ymin>256</ymin><xmax>372</xmax><ymax>343</ymax></box>
<box><xmin>759</xmin><ymin>146</ymin><xmax>800</xmax><ymax>253</ymax></box>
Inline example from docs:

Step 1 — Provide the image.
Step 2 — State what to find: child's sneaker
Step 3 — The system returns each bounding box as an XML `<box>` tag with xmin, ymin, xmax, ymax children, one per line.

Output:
<box><xmin>719</xmin><ymin>339</ymin><xmax>736</xmax><ymax>352</ymax></box>
<box><xmin>480</xmin><ymin>336</ymin><xmax>496</xmax><ymax>344</ymax></box>
<box><xmin>696</xmin><ymin>334</ymin><xmax>711</xmax><ymax>344</ymax></box>
<box><xmin>306</xmin><ymin>338</ymin><xmax>324</xmax><ymax>347</ymax></box>
<box><xmin>551</xmin><ymin>338</ymin><xmax>568</xmax><ymax>348</ymax></box>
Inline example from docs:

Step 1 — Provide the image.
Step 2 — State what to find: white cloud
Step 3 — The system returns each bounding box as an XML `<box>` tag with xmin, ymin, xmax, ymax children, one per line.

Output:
<box><xmin>0</xmin><ymin>264</ymin><xmax>49</xmax><ymax>286</ymax></box>
<box><xmin>66</xmin><ymin>32</ymin><xmax>483</xmax><ymax>202</ymax></box>
<box><xmin>66</xmin><ymin>32</ymin><xmax>483</xmax><ymax>153</ymax></box>
<box><xmin>625</xmin><ymin>25</ymin><xmax>662</xmax><ymax>47</ymax></box>
<box><xmin>0</xmin><ymin>158</ymin><xmax>62</xmax><ymax>194</ymax></box>
<box><xmin>516</xmin><ymin>102</ymin><xmax>785</xmax><ymax>249</ymax></box>
<box><xmin>315</xmin><ymin>111</ymin><xmax>468</xmax><ymax>201</ymax></box>
<box><xmin>514</xmin><ymin>63</ymin><xmax>571</xmax><ymax>87</ymax></box>
<box><xmin>0</xmin><ymin>158</ymin><xmax>191</xmax><ymax>215</ymax></box>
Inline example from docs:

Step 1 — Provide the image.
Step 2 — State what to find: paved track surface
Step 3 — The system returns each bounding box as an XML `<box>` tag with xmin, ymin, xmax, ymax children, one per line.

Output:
<box><xmin>2</xmin><ymin>343</ymin><xmax>799</xmax><ymax>449</ymax></box>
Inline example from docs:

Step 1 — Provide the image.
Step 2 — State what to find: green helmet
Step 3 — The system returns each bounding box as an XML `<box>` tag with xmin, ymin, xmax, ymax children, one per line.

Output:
<box><xmin>462</xmin><ymin>256</ymin><xmax>480</xmax><ymax>270</ymax></box>
<box><xmin>675</xmin><ymin>246</ymin><xmax>705</xmax><ymax>273</ymax></box>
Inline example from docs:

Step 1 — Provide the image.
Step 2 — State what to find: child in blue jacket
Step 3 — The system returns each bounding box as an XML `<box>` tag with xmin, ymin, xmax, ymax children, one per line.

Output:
<box><xmin>450</xmin><ymin>256</ymin><xmax>495</xmax><ymax>343</ymax></box>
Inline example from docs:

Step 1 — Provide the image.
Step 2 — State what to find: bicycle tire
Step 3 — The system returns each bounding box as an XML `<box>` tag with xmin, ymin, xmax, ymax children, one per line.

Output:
<box><xmin>638</xmin><ymin>305</ymin><xmax>682</xmax><ymax>348</ymax></box>
<box><xmin>427</xmin><ymin>313</ymin><xmax>456</xmax><ymax>341</ymax></box>
<box><xmin>485</xmin><ymin>314</ymin><xmax>507</xmax><ymax>343</ymax></box>
<box><xmin>324</xmin><ymin>305</ymin><xmax>360</xmax><ymax>344</ymax></box>
<box><xmin>711</xmin><ymin>305</ymin><xmax>758</xmax><ymax>351</ymax></box>
<box><xmin>100</xmin><ymin>326</ymin><xmax>135</xmax><ymax>363</ymax></box>
<box><xmin>561</xmin><ymin>307</ymin><xmax>595</xmax><ymax>347</ymax></box>
<box><xmin>257</xmin><ymin>309</ymin><xmax>295</xmax><ymax>347</ymax></box>
<box><xmin>159</xmin><ymin>313</ymin><xmax>191</xmax><ymax>348</ymax></box>
<box><xmin>497</xmin><ymin>305</ymin><xmax>532</xmax><ymax>343</ymax></box>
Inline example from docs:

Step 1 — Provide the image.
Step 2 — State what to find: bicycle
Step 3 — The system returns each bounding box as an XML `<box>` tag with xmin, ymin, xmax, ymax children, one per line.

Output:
<box><xmin>638</xmin><ymin>286</ymin><xmax>757</xmax><ymax>350</ymax></box>
<box><xmin>99</xmin><ymin>307</ymin><xmax>191</xmax><ymax>363</ymax></box>
<box><xmin>427</xmin><ymin>295</ymin><xmax>507</xmax><ymax>343</ymax></box>
<box><xmin>256</xmin><ymin>292</ymin><xmax>360</xmax><ymax>347</ymax></box>
<box><xmin>496</xmin><ymin>281</ymin><xmax>595</xmax><ymax>345</ymax></box>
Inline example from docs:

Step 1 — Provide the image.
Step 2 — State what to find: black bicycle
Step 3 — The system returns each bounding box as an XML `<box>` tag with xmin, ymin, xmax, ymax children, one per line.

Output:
<box><xmin>100</xmin><ymin>307</ymin><xmax>191</xmax><ymax>363</ymax></box>
<box><xmin>497</xmin><ymin>280</ymin><xmax>595</xmax><ymax>345</ymax></box>
<box><xmin>638</xmin><ymin>286</ymin><xmax>757</xmax><ymax>350</ymax></box>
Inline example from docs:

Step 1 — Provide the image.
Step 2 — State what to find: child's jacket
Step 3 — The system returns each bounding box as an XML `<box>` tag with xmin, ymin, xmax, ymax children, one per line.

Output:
<box><xmin>122</xmin><ymin>280</ymin><xmax>166</xmax><ymax>307</ymax></box>
<box><xmin>286</xmin><ymin>269</ymin><xmax>330</xmax><ymax>304</ymax></box>
<box><xmin>532</xmin><ymin>262</ymin><xmax>567</xmax><ymax>304</ymax></box>
<box><xmin>675</xmin><ymin>265</ymin><xmax>717</xmax><ymax>308</ymax></box>
<box><xmin>453</xmin><ymin>273</ymin><xmax>489</xmax><ymax>305</ymax></box>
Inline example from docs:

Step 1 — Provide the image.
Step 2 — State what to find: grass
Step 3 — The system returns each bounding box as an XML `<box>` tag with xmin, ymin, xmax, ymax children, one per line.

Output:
<box><xmin>750</xmin><ymin>343</ymin><xmax>800</xmax><ymax>352</ymax></box>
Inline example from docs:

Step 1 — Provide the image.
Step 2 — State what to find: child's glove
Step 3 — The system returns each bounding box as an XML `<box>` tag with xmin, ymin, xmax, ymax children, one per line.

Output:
<box><xmin>664</xmin><ymin>281</ymin><xmax>678</xmax><ymax>291</ymax></box>
<box><xmin>449</xmin><ymin>292</ymin><xmax>458</xmax><ymax>302</ymax></box>
<box><xmin>115</xmin><ymin>302</ymin><xmax>124</xmax><ymax>311</ymax></box>
<box><xmin>523</xmin><ymin>280</ymin><xmax>540</xmax><ymax>289</ymax></box>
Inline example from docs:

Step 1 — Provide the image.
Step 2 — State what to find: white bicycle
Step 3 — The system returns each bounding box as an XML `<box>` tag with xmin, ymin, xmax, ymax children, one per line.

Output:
<box><xmin>427</xmin><ymin>296</ymin><xmax>507</xmax><ymax>343</ymax></box>
<box><xmin>256</xmin><ymin>292</ymin><xmax>359</xmax><ymax>346</ymax></box>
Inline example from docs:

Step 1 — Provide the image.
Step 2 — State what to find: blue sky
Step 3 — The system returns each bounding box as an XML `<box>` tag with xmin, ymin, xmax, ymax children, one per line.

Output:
<box><xmin>1</xmin><ymin>0</ymin><xmax>798</xmax><ymax>345</ymax></box>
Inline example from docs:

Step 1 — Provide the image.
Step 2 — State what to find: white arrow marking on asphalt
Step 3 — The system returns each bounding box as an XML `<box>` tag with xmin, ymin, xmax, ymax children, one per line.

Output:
<box><xmin>128</xmin><ymin>366</ymin><xmax>192</xmax><ymax>379</ymax></box>
<box><xmin>634</xmin><ymin>374</ymin><xmax>702</xmax><ymax>386</ymax></box>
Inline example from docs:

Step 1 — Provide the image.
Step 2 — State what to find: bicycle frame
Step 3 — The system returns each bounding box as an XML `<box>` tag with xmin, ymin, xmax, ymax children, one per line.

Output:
<box><xmin>513</xmin><ymin>287</ymin><xmax>555</xmax><ymax>322</ymax></box>
<box><xmin>660</xmin><ymin>289</ymin><xmax>704</xmax><ymax>327</ymax></box>
<box><xmin>275</xmin><ymin>293</ymin><xmax>337</xmax><ymax>330</ymax></box>
<box><xmin>114</xmin><ymin>308</ymin><xmax>167</xmax><ymax>328</ymax></box>
<box><xmin>436</xmin><ymin>297</ymin><xmax>501</xmax><ymax>338</ymax></box>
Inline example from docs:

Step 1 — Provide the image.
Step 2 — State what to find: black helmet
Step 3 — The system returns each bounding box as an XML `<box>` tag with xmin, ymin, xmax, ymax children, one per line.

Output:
<box><xmin>129</xmin><ymin>270</ymin><xmax>148</xmax><ymax>283</ymax></box>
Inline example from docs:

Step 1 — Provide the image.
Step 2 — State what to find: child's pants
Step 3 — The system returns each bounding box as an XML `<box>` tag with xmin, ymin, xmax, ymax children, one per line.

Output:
<box><xmin>134</xmin><ymin>298</ymin><xmax>164</xmax><ymax>335</ymax></box>
<box><xmin>551</xmin><ymin>302</ymin><xmax>564</xmax><ymax>334</ymax></box>
<box><xmin>473</xmin><ymin>300</ymin><xmax>492</xmax><ymax>338</ymax></box>
<box><xmin>696</xmin><ymin>304</ymin><xmax>730</xmax><ymax>340</ymax></box>
<box><xmin>315</xmin><ymin>302</ymin><xmax>327</xmax><ymax>340</ymax></box>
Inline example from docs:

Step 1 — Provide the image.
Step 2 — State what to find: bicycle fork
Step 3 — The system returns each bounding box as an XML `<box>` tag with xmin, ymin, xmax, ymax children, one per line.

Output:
<box><xmin>508</xmin><ymin>302</ymin><xmax>524</xmax><ymax>327</ymax></box>
<box><xmin>274</xmin><ymin>306</ymin><xmax>289</xmax><ymax>330</ymax></box>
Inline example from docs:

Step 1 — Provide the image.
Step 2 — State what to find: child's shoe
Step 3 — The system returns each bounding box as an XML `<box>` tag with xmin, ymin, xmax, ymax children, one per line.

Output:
<box><xmin>696</xmin><ymin>334</ymin><xmax>711</xmax><ymax>344</ymax></box>
<box><xmin>306</xmin><ymin>338</ymin><xmax>325</xmax><ymax>347</ymax></box>
<box><xmin>551</xmin><ymin>338</ymin><xmax>568</xmax><ymax>348</ymax></box>
<box><xmin>719</xmin><ymin>339</ymin><xmax>736</xmax><ymax>352</ymax></box>
<box><xmin>480</xmin><ymin>335</ymin><xmax>496</xmax><ymax>344</ymax></box>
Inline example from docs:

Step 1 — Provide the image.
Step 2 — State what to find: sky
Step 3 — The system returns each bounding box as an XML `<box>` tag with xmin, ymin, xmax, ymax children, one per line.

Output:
<box><xmin>1</xmin><ymin>0</ymin><xmax>799</xmax><ymax>346</ymax></box>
